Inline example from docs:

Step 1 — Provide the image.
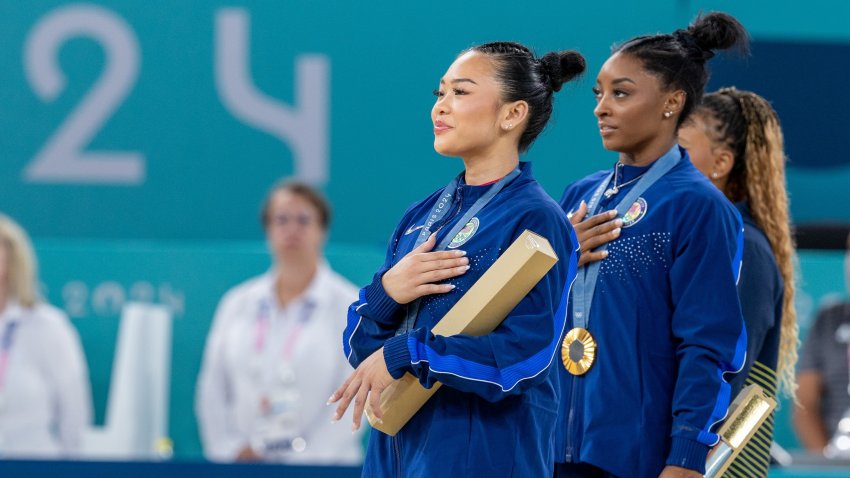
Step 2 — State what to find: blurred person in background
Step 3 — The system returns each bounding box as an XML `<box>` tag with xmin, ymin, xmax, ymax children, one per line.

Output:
<box><xmin>195</xmin><ymin>180</ymin><xmax>362</xmax><ymax>464</ymax></box>
<box><xmin>0</xmin><ymin>213</ymin><xmax>92</xmax><ymax>458</ymax></box>
<box><xmin>794</xmin><ymin>232</ymin><xmax>850</xmax><ymax>457</ymax></box>
<box><xmin>678</xmin><ymin>87</ymin><xmax>798</xmax><ymax>476</ymax></box>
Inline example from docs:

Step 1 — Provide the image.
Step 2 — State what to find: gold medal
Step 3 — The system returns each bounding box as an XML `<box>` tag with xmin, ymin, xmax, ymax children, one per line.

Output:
<box><xmin>561</xmin><ymin>327</ymin><xmax>597</xmax><ymax>375</ymax></box>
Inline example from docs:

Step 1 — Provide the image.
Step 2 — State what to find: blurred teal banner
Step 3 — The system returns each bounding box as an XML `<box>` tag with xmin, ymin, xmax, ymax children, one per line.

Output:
<box><xmin>3</xmin><ymin>1</ymin><xmax>850</xmax><ymax>245</ymax></box>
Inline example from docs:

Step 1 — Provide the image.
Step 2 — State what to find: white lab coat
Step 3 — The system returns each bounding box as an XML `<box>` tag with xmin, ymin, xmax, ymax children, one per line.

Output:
<box><xmin>195</xmin><ymin>263</ymin><xmax>363</xmax><ymax>464</ymax></box>
<box><xmin>0</xmin><ymin>300</ymin><xmax>93</xmax><ymax>458</ymax></box>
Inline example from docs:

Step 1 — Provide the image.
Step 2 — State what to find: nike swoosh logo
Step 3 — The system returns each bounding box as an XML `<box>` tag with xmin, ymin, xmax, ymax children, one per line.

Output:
<box><xmin>405</xmin><ymin>225</ymin><xmax>425</xmax><ymax>235</ymax></box>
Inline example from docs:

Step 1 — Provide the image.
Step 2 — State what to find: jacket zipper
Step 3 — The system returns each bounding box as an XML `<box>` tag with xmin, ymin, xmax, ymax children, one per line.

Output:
<box><xmin>393</xmin><ymin>434</ymin><xmax>402</xmax><ymax>477</ymax></box>
<box><xmin>564</xmin><ymin>375</ymin><xmax>579</xmax><ymax>462</ymax></box>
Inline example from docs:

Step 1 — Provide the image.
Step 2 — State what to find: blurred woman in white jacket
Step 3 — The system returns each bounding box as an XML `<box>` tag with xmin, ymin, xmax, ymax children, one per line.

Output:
<box><xmin>0</xmin><ymin>213</ymin><xmax>92</xmax><ymax>458</ymax></box>
<box><xmin>195</xmin><ymin>180</ymin><xmax>362</xmax><ymax>464</ymax></box>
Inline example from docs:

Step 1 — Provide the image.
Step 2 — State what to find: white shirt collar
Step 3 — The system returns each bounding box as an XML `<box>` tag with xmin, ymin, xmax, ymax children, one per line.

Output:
<box><xmin>0</xmin><ymin>299</ymin><xmax>25</xmax><ymax>325</ymax></box>
<box><xmin>263</xmin><ymin>261</ymin><xmax>331</xmax><ymax>310</ymax></box>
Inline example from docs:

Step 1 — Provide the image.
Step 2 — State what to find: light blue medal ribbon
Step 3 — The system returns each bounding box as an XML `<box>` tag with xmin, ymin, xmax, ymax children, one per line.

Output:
<box><xmin>413</xmin><ymin>178</ymin><xmax>460</xmax><ymax>250</ymax></box>
<box><xmin>396</xmin><ymin>167</ymin><xmax>521</xmax><ymax>335</ymax></box>
<box><xmin>563</xmin><ymin>146</ymin><xmax>681</xmax><ymax>375</ymax></box>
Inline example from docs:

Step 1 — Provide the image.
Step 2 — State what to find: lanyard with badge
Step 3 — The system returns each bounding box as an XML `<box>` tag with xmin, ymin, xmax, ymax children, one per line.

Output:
<box><xmin>561</xmin><ymin>147</ymin><xmax>681</xmax><ymax>376</ymax></box>
<box><xmin>251</xmin><ymin>297</ymin><xmax>314</xmax><ymax>455</ymax></box>
<box><xmin>0</xmin><ymin>320</ymin><xmax>19</xmax><ymax>412</ymax></box>
<box><xmin>396</xmin><ymin>167</ymin><xmax>521</xmax><ymax>335</ymax></box>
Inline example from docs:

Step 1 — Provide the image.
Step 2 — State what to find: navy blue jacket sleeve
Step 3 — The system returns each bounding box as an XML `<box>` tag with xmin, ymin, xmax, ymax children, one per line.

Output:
<box><xmin>729</xmin><ymin>228</ymin><xmax>783</xmax><ymax>396</ymax></box>
<box><xmin>381</xmin><ymin>210</ymin><xmax>579</xmax><ymax>403</ymax></box>
<box><xmin>342</xmin><ymin>213</ymin><xmax>411</xmax><ymax>368</ymax></box>
<box><xmin>666</xmin><ymin>196</ymin><xmax>747</xmax><ymax>470</ymax></box>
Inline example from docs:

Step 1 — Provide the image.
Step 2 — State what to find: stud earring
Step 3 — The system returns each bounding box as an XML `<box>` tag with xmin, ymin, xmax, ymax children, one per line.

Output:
<box><xmin>711</xmin><ymin>172</ymin><xmax>718</xmax><ymax>179</ymax></box>
<box><xmin>504</xmin><ymin>123</ymin><xmax>512</xmax><ymax>130</ymax></box>
<box><xmin>664</xmin><ymin>111</ymin><xmax>672</xmax><ymax>118</ymax></box>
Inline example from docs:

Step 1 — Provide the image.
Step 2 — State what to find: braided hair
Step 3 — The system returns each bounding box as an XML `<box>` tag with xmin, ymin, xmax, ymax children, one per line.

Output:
<box><xmin>697</xmin><ymin>88</ymin><xmax>799</xmax><ymax>399</ymax></box>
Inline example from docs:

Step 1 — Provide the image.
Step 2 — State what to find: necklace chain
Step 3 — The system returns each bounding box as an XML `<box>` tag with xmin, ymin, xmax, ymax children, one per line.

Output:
<box><xmin>604</xmin><ymin>162</ymin><xmax>646</xmax><ymax>198</ymax></box>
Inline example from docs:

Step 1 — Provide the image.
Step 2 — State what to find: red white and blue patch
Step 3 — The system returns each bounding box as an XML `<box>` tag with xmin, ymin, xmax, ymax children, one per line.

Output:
<box><xmin>448</xmin><ymin>217</ymin><xmax>479</xmax><ymax>249</ymax></box>
<box><xmin>621</xmin><ymin>198</ymin><xmax>647</xmax><ymax>228</ymax></box>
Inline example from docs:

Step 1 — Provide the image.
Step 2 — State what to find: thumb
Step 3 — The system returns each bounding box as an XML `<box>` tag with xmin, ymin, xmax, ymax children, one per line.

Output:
<box><xmin>570</xmin><ymin>200</ymin><xmax>588</xmax><ymax>225</ymax></box>
<box><xmin>413</xmin><ymin>232</ymin><xmax>437</xmax><ymax>253</ymax></box>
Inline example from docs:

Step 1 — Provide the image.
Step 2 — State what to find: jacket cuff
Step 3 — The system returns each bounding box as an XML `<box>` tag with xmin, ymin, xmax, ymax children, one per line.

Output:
<box><xmin>383</xmin><ymin>334</ymin><xmax>412</xmax><ymax>379</ymax></box>
<box><xmin>364</xmin><ymin>278</ymin><xmax>402</xmax><ymax>323</ymax></box>
<box><xmin>666</xmin><ymin>436</ymin><xmax>709</xmax><ymax>473</ymax></box>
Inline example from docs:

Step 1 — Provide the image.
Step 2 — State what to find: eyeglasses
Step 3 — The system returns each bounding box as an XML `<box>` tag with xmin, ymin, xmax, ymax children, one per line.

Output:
<box><xmin>271</xmin><ymin>213</ymin><xmax>316</xmax><ymax>228</ymax></box>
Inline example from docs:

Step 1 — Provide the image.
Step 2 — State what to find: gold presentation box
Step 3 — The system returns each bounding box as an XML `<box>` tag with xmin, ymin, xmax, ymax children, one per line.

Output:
<box><xmin>704</xmin><ymin>384</ymin><xmax>777</xmax><ymax>477</ymax></box>
<box><xmin>366</xmin><ymin>229</ymin><xmax>560</xmax><ymax>436</ymax></box>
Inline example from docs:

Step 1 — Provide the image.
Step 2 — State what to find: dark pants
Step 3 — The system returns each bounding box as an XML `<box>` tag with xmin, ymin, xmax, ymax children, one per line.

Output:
<box><xmin>554</xmin><ymin>462</ymin><xmax>618</xmax><ymax>478</ymax></box>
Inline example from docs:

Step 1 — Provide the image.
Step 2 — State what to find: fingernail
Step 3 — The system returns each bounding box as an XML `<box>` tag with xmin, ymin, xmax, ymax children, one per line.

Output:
<box><xmin>448</xmin><ymin>284</ymin><xmax>456</xmax><ymax>290</ymax></box>
<box><xmin>613</xmin><ymin>228</ymin><xmax>621</xmax><ymax>235</ymax></box>
<box><xmin>602</xmin><ymin>250</ymin><xmax>609</xmax><ymax>258</ymax></box>
<box><xmin>457</xmin><ymin>250</ymin><xmax>467</xmax><ymax>256</ymax></box>
<box><xmin>609</xmin><ymin>210</ymin><xmax>618</xmax><ymax>217</ymax></box>
<box><xmin>615</xmin><ymin>219</ymin><xmax>624</xmax><ymax>227</ymax></box>
<box><xmin>331</xmin><ymin>418</ymin><xmax>339</xmax><ymax>424</ymax></box>
<box><xmin>464</xmin><ymin>265</ymin><xmax>470</xmax><ymax>271</ymax></box>
<box><xmin>580</xmin><ymin>200</ymin><xmax>586</xmax><ymax>206</ymax></box>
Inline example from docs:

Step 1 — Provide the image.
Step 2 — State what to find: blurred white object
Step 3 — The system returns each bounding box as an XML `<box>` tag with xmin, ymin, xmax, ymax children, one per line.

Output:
<box><xmin>81</xmin><ymin>302</ymin><xmax>172</xmax><ymax>459</ymax></box>
<box><xmin>825</xmin><ymin>408</ymin><xmax>850</xmax><ymax>459</ymax></box>
<box><xmin>770</xmin><ymin>441</ymin><xmax>793</xmax><ymax>467</ymax></box>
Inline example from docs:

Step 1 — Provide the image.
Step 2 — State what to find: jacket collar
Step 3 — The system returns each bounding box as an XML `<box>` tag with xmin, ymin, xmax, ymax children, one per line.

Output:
<box><xmin>263</xmin><ymin>261</ymin><xmax>330</xmax><ymax>309</ymax></box>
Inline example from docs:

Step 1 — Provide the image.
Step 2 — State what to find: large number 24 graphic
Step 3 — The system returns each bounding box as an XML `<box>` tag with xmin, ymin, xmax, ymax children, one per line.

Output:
<box><xmin>23</xmin><ymin>5</ymin><xmax>328</xmax><ymax>185</ymax></box>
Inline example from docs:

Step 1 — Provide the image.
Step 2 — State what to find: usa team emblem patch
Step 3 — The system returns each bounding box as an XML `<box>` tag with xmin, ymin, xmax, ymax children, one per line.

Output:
<box><xmin>448</xmin><ymin>217</ymin><xmax>479</xmax><ymax>248</ymax></box>
<box><xmin>621</xmin><ymin>198</ymin><xmax>647</xmax><ymax>228</ymax></box>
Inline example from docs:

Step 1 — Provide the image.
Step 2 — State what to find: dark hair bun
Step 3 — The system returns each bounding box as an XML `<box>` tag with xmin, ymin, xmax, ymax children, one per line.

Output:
<box><xmin>540</xmin><ymin>50</ymin><xmax>586</xmax><ymax>92</ymax></box>
<box><xmin>688</xmin><ymin>12</ymin><xmax>749</xmax><ymax>55</ymax></box>
<box><xmin>469</xmin><ymin>41</ymin><xmax>586</xmax><ymax>152</ymax></box>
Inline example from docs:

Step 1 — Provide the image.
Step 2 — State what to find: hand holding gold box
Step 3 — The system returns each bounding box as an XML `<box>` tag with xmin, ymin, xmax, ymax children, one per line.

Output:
<box><xmin>704</xmin><ymin>384</ymin><xmax>777</xmax><ymax>477</ymax></box>
<box><xmin>365</xmin><ymin>230</ymin><xmax>560</xmax><ymax>436</ymax></box>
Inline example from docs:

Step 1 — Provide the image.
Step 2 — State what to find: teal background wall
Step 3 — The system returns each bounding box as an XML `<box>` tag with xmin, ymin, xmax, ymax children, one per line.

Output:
<box><xmin>1</xmin><ymin>0</ymin><xmax>849</xmax><ymax>464</ymax></box>
<box><xmin>3</xmin><ymin>1</ymin><xmax>850</xmax><ymax>245</ymax></box>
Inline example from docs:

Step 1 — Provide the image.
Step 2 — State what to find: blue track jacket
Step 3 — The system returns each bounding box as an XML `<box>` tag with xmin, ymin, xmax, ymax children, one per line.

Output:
<box><xmin>344</xmin><ymin>161</ymin><xmax>578</xmax><ymax>477</ymax></box>
<box><xmin>554</xmin><ymin>148</ymin><xmax>746</xmax><ymax>477</ymax></box>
